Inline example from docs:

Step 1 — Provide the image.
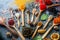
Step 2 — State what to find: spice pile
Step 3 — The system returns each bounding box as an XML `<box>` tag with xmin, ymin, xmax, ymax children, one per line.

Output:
<box><xmin>0</xmin><ymin>0</ymin><xmax>60</xmax><ymax>40</ymax></box>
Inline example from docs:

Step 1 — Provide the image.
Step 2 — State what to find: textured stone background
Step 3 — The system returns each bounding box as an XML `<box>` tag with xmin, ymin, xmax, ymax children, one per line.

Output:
<box><xmin>0</xmin><ymin>0</ymin><xmax>60</xmax><ymax>40</ymax></box>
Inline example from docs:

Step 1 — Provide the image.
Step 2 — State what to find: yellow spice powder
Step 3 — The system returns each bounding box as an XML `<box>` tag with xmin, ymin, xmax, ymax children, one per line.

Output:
<box><xmin>14</xmin><ymin>0</ymin><xmax>35</xmax><ymax>11</ymax></box>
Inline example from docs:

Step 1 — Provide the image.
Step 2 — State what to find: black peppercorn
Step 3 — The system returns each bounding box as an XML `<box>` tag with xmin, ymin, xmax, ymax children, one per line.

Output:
<box><xmin>22</xmin><ymin>27</ymin><xmax>33</xmax><ymax>37</ymax></box>
<box><xmin>48</xmin><ymin>7</ymin><xmax>58</xmax><ymax>16</ymax></box>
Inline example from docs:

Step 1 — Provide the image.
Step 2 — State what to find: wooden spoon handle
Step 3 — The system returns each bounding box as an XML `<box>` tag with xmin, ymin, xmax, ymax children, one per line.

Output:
<box><xmin>27</xmin><ymin>13</ymin><xmax>30</xmax><ymax>24</ymax></box>
<box><xmin>39</xmin><ymin>4</ymin><xmax>60</xmax><ymax>16</ymax></box>
<box><xmin>43</xmin><ymin>20</ymin><xmax>49</xmax><ymax>29</ymax></box>
<box><xmin>32</xmin><ymin>27</ymin><xmax>38</xmax><ymax>38</ymax></box>
<box><xmin>33</xmin><ymin>11</ymin><xmax>41</xmax><ymax>25</ymax></box>
<box><xmin>21</xmin><ymin>10</ymin><xmax>24</xmax><ymax>26</ymax></box>
<box><xmin>43</xmin><ymin>15</ymin><xmax>53</xmax><ymax>29</ymax></box>
<box><xmin>3</xmin><ymin>24</ymin><xmax>18</xmax><ymax>37</ymax></box>
<box><xmin>31</xmin><ymin>13</ymin><xmax>34</xmax><ymax>23</ymax></box>
<box><xmin>42</xmin><ymin>25</ymin><xmax>54</xmax><ymax>39</ymax></box>
<box><xmin>13</xmin><ymin>26</ymin><xmax>25</xmax><ymax>40</ymax></box>
<box><xmin>17</xmin><ymin>19</ymin><xmax>20</xmax><ymax>28</ymax></box>
<box><xmin>10</xmin><ymin>10</ymin><xmax>14</xmax><ymax>18</ymax></box>
<box><xmin>47</xmin><ymin>4</ymin><xmax>60</xmax><ymax>8</ymax></box>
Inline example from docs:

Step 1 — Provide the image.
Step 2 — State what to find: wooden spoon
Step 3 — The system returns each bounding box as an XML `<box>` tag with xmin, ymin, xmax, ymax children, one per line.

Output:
<box><xmin>33</xmin><ymin>10</ymin><xmax>43</xmax><ymax>25</ymax></box>
<box><xmin>20</xmin><ymin>5</ymin><xmax>25</xmax><ymax>27</ymax></box>
<box><xmin>33</xmin><ymin>12</ymin><xmax>39</xmax><ymax>25</ymax></box>
<box><xmin>43</xmin><ymin>15</ymin><xmax>53</xmax><ymax>29</ymax></box>
<box><xmin>32</xmin><ymin>21</ymin><xmax>42</xmax><ymax>38</ymax></box>
<box><xmin>21</xmin><ymin>10</ymin><xmax>25</xmax><ymax>27</ymax></box>
<box><xmin>12</xmin><ymin>24</ymin><xmax>25</xmax><ymax>40</ymax></box>
<box><xmin>15</xmin><ymin>13</ymin><xmax>20</xmax><ymax>28</ymax></box>
<box><xmin>8</xmin><ymin>18</ymin><xmax>25</xmax><ymax>40</ymax></box>
<box><xmin>31</xmin><ymin>8</ymin><xmax>37</xmax><ymax>23</ymax></box>
<box><xmin>33</xmin><ymin>4</ymin><xmax>60</xmax><ymax>25</ymax></box>
<box><xmin>38</xmin><ymin>4</ymin><xmax>60</xmax><ymax>17</ymax></box>
<box><xmin>47</xmin><ymin>4</ymin><xmax>60</xmax><ymax>8</ymax></box>
<box><xmin>37</xmin><ymin>4</ymin><xmax>60</xmax><ymax>22</ymax></box>
<box><xmin>4</xmin><ymin>24</ymin><xmax>18</xmax><ymax>37</ymax></box>
<box><xmin>33</xmin><ymin>1</ymin><xmax>46</xmax><ymax>25</ymax></box>
<box><xmin>26</xmin><ymin>10</ymin><xmax>30</xmax><ymax>24</ymax></box>
<box><xmin>0</xmin><ymin>17</ymin><xmax>18</xmax><ymax>37</ymax></box>
<box><xmin>42</xmin><ymin>22</ymin><xmax>58</xmax><ymax>39</ymax></box>
<box><xmin>38</xmin><ymin>15</ymin><xmax>53</xmax><ymax>34</ymax></box>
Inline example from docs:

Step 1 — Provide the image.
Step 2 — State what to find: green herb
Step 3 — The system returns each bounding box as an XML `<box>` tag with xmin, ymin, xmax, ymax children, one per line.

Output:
<box><xmin>40</xmin><ymin>14</ymin><xmax>48</xmax><ymax>20</ymax></box>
